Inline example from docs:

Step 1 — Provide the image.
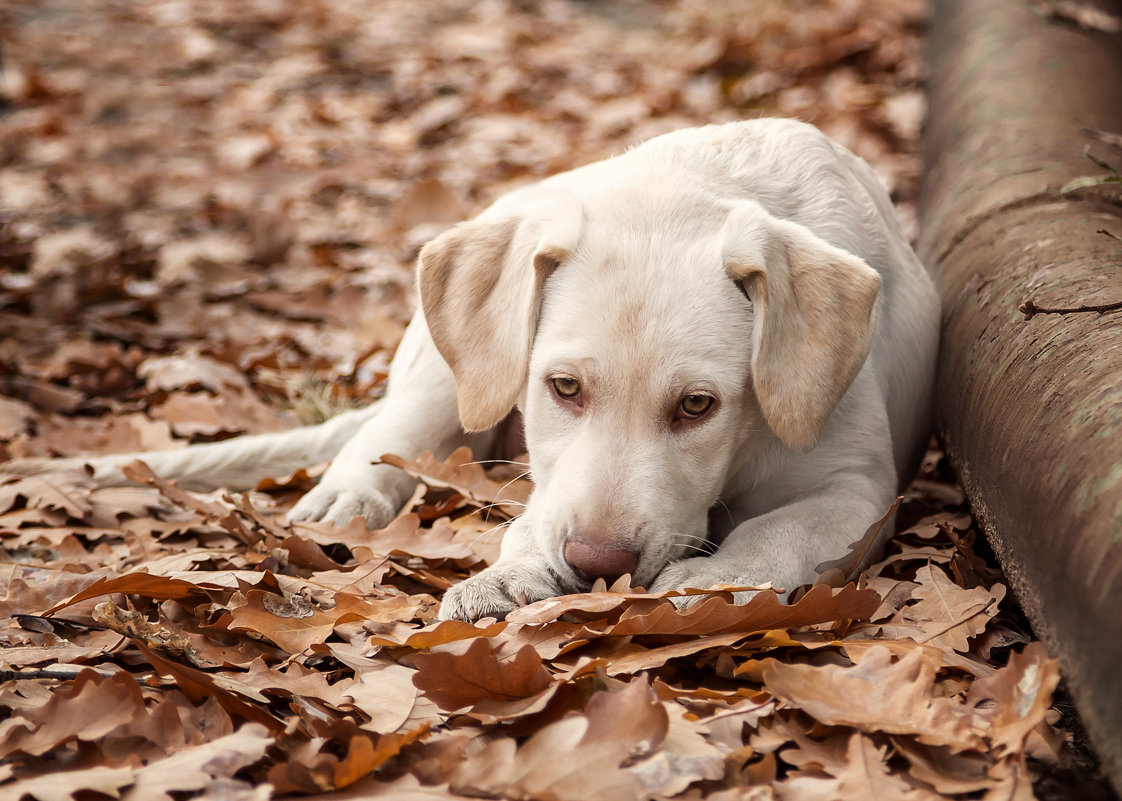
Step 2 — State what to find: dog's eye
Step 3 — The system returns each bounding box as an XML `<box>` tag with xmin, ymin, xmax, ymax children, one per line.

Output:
<box><xmin>551</xmin><ymin>376</ymin><xmax>582</xmax><ymax>399</ymax></box>
<box><xmin>678</xmin><ymin>393</ymin><xmax>714</xmax><ymax>419</ymax></box>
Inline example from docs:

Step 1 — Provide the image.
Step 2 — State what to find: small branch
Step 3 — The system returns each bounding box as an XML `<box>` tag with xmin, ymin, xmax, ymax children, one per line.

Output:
<box><xmin>0</xmin><ymin>666</ymin><xmax>122</xmax><ymax>682</ymax></box>
<box><xmin>1019</xmin><ymin>298</ymin><xmax>1122</xmax><ymax>320</ymax></box>
<box><xmin>1098</xmin><ymin>228</ymin><xmax>1120</xmax><ymax>240</ymax></box>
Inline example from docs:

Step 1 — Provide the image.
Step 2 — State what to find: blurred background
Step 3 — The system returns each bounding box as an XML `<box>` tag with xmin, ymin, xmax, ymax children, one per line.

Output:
<box><xmin>0</xmin><ymin>0</ymin><xmax>926</xmax><ymax>456</ymax></box>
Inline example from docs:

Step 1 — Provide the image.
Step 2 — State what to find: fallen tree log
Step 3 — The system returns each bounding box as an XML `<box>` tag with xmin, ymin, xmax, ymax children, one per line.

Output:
<box><xmin>919</xmin><ymin>0</ymin><xmax>1122</xmax><ymax>789</ymax></box>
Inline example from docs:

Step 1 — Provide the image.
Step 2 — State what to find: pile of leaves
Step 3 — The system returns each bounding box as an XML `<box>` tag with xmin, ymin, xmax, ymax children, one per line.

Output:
<box><xmin>0</xmin><ymin>449</ymin><xmax>1086</xmax><ymax>800</ymax></box>
<box><xmin>0</xmin><ymin>0</ymin><xmax>1113</xmax><ymax>798</ymax></box>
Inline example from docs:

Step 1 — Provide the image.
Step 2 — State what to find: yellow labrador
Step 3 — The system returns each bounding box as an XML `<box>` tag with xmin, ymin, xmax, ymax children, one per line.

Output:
<box><xmin>6</xmin><ymin>119</ymin><xmax>939</xmax><ymax>621</ymax></box>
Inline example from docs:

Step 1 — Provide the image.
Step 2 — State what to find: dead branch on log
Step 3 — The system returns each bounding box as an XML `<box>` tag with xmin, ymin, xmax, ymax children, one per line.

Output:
<box><xmin>1019</xmin><ymin>298</ymin><xmax>1122</xmax><ymax>320</ymax></box>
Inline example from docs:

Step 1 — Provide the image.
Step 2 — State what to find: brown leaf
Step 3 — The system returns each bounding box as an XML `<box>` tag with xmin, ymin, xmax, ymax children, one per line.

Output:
<box><xmin>763</xmin><ymin>646</ymin><xmax>984</xmax><ymax>749</ymax></box>
<box><xmin>124</xmin><ymin>723</ymin><xmax>273</xmax><ymax>800</ymax></box>
<box><xmin>779</xmin><ymin>731</ymin><xmax>925</xmax><ymax>800</ymax></box>
<box><xmin>137</xmin><ymin>644</ymin><xmax>281</xmax><ymax>733</ymax></box>
<box><xmin>368</xmin><ymin>618</ymin><xmax>507</xmax><ymax>649</ymax></box>
<box><xmin>412</xmin><ymin>638</ymin><xmax>552</xmax><ymax>713</ymax></box>
<box><xmin>2</xmin><ymin>765</ymin><xmax>135</xmax><ymax>801</ymax></box>
<box><xmin>0</xmin><ymin>472</ymin><xmax>94</xmax><ymax>519</ymax></box>
<box><xmin>0</xmin><ymin>396</ymin><xmax>35</xmax><ymax>439</ymax></box>
<box><xmin>137</xmin><ymin>352</ymin><xmax>249</xmax><ymax>393</ymax></box>
<box><xmin>815</xmin><ymin>497</ymin><xmax>901</xmax><ymax>586</ymax></box>
<box><xmin>0</xmin><ymin>669</ymin><xmax>145</xmax><ymax>759</ymax></box>
<box><xmin>449</xmin><ymin>680</ymin><xmax>666</xmax><ymax>801</ymax></box>
<box><xmin>225</xmin><ymin>589</ymin><xmax>366</xmax><ymax>654</ymax></box>
<box><xmin>505</xmin><ymin>584</ymin><xmax>767</xmax><ymax>626</ymax></box>
<box><xmin>967</xmin><ymin>642</ymin><xmax>1061</xmax><ymax>757</ymax></box>
<box><xmin>604</xmin><ymin>584</ymin><xmax>881</xmax><ymax>638</ymax></box>
<box><xmin>898</xmin><ymin>564</ymin><xmax>1004</xmax><ymax>652</ymax></box>
<box><xmin>41</xmin><ymin>572</ymin><xmax>208</xmax><ymax>616</ymax></box>
<box><xmin>381</xmin><ymin>447</ymin><xmax>531</xmax><ymax>515</ymax></box>
<box><xmin>150</xmin><ymin>388</ymin><xmax>293</xmax><ymax>438</ymax></box>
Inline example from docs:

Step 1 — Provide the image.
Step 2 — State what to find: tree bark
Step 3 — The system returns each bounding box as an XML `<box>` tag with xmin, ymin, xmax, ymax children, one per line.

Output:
<box><xmin>919</xmin><ymin>0</ymin><xmax>1122</xmax><ymax>789</ymax></box>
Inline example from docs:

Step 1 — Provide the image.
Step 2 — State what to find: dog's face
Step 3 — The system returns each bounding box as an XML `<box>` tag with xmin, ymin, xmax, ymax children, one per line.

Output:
<box><xmin>520</xmin><ymin>227</ymin><xmax>765</xmax><ymax>590</ymax></box>
<box><xmin>419</xmin><ymin>183</ymin><xmax>881</xmax><ymax>592</ymax></box>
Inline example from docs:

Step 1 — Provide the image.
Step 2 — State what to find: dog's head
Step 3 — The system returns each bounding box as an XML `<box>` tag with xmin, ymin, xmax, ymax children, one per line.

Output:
<box><xmin>418</xmin><ymin>183</ymin><xmax>880</xmax><ymax>592</ymax></box>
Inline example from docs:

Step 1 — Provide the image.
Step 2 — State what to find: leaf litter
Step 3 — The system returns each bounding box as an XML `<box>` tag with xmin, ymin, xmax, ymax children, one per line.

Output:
<box><xmin>0</xmin><ymin>0</ymin><xmax>1114</xmax><ymax>798</ymax></box>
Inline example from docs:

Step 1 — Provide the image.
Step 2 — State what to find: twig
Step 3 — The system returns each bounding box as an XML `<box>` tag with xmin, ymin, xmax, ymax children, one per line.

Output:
<box><xmin>0</xmin><ymin>666</ymin><xmax>122</xmax><ymax>682</ymax></box>
<box><xmin>1019</xmin><ymin>298</ymin><xmax>1122</xmax><ymax>320</ymax></box>
<box><xmin>1098</xmin><ymin>228</ymin><xmax>1119</xmax><ymax>240</ymax></box>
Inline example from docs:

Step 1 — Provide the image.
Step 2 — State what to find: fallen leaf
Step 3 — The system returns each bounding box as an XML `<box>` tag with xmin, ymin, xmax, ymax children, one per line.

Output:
<box><xmin>412</xmin><ymin>638</ymin><xmax>553</xmax><ymax>713</ymax></box>
<box><xmin>763</xmin><ymin>646</ymin><xmax>984</xmax><ymax>749</ymax></box>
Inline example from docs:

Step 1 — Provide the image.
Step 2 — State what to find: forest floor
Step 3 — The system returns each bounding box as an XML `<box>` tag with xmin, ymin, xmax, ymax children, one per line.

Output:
<box><xmin>0</xmin><ymin>0</ymin><xmax>1116</xmax><ymax>799</ymax></box>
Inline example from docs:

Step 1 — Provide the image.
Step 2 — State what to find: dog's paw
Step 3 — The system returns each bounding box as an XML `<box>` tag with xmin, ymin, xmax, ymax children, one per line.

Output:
<box><xmin>287</xmin><ymin>481</ymin><xmax>397</xmax><ymax>529</ymax></box>
<box><xmin>439</xmin><ymin>561</ymin><xmax>563</xmax><ymax>621</ymax></box>
<box><xmin>648</xmin><ymin>558</ymin><xmax>766</xmax><ymax>608</ymax></box>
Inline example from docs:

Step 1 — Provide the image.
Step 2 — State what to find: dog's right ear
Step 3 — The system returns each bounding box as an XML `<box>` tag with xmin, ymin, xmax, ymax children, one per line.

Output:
<box><xmin>418</xmin><ymin>189</ymin><xmax>583</xmax><ymax>432</ymax></box>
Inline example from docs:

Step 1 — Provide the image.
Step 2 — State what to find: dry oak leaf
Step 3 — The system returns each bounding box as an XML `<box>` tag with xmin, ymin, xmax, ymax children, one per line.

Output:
<box><xmin>267</xmin><ymin>725</ymin><xmax>429</xmax><ymax>795</ymax></box>
<box><xmin>122</xmin><ymin>722</ymin><xmax>272</xmax><ymax>801</ymax></box>
<box><xmin>0</xmin><ymin>396</ymin><xmax>35</xmax><ymax>439</ymax></box>
<box><xmin>505</xmin><ymin>582</ymin><xmax>773</xmax><ymax>626</ymax></box>
<box><xmin>448</xmin><ymin>680</ymin><xmax>672</xmax><ymax>801</ymax></box>
<box><xmin>627</xmin><ymin>698</ymin><xmax>727</xmax><ymax>795</ymax></box>
<box><xmin>893</xmin><ymin>738</ymin><xmax>1001</xmax><ymax>795</ymax></box>
<box><xmin>898</xmin><ymin>563</ymin><xmax>1005</xmax><ymax>652</ymax></box>
<box><xmin>41</xmin><ymin>571</ymin><xmax>209</xmax><ymax>616</ymax></box>
<box><xmin>367</xmin><ymin>617</ymin><xmax>507</xmax><ymax>650</ymax></box>
<box><xmin>0</xmin><ymin>669</ymin><xmax>144</xmax><ymax>759</ymax></box>
<box><xmin>412</xmin><ymin>637</ymin><xmax>553</xmax><ymax>713</ymax></box>
<box><xmin>762</xmin><ymin>646</ymin><xmax>984</xmax><ymax>749</ymax></box>
<box><xmin>137</xmin><ymin>644</ymin><xmax>281</xmax><ymax>733</ymax></box>
<box><xmin>342</xmin><ymin>662</ymin><xmax>434</xmax><ymax>735</ymax></box>
<box><xmin>297</xmin><ymin>513</ymin><xmax>478</xmax><ymax>564</ymax></box>
<box><xmin>304</xmin><ymin>773</ymin><xmax>480</xmax><ymax>799</ymax></box>
<box><xmin>224</xmin><ymin>589</ymin><xmax>368</xmax><ymax>654</ymax></box>
<box><xmin>381</xmin><ymin>446</ymin><xmax>531</xmax><ymax>513</ymax></box>
<box><xmin>119</xmin><ymin>461</ymin><xmax>258</xmax><ymax>543</ymax></box>
<box><xmin>603</xmin><ymin>583</ymin><xmax>880</xmax><ymax>639</ymax></box>
<box><xmin>558</xmin><ymin>632</ymin><xmax>778</xmax><ymax>679</ymax></box>
<box><xmin>0</xmin><ymin>472</ymin><xmax>94</xmax><ymax>519</ymax></box>
<box><xmin>151</xmin><ymin>387</ymin><xmax>294</xmax><ymax>438</ymax></box>
<box><xmin>0</xmin><ymin>765</ymin><xmax>135</xmax><ymax>801</ymax></box>
<box><xmin>814</xmin><ymin>497</ymin><xmax>901</xmax><ymax>587</ymax></box>
<box><xmin>778</xmin><ymin>731</ymin><xmax>931</xmax><ymax>801</ymax></box>
<box><xmin>137</xmin><ymin>351</ymin><xmax>249</xmax><ymax>393</ymax></box>
<box><xmin>966</xmin><ymin>641</ymin><xmax>1061</xmax><ymax>758</ymax></box>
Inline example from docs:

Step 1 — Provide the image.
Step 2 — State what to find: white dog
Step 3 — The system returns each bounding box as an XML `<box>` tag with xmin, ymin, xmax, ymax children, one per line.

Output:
<box><xmin>6</xmin><ymin>119</ymin><xmax>939</xmax><ymax>621</ymax></box>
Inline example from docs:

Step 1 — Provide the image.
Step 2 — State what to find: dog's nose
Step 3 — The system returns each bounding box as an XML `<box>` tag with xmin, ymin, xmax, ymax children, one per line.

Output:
<box><xmin>563</xmin><ymin>538</ymin><xmax>639</xmax><ymax>584</ymax></box>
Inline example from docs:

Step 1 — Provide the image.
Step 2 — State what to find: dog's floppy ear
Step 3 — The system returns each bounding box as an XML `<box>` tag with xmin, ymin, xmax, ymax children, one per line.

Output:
<box><xmin>418</xmin><ymin>189</ymin><xmax>583</xmax><ymax>431</ymax></box>
<box><xmin>723</xmin><ymin>201</ymin><xmax>882</xmax><ymax>452</ymax></box>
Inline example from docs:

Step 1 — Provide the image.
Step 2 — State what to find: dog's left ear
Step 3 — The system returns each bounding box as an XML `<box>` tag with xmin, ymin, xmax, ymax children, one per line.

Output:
<box><xmin>723</xmin><ymin>201</ymin><xmax>882</xmax><ymax>452</ymax></box>
<box><xmin>418</xmin><ymin>188</ymin><xmax>583</xmax><ymax>432</ymax></box>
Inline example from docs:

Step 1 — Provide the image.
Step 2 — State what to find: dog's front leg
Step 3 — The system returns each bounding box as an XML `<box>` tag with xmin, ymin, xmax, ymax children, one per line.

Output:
<box><xmin>288</xmin><ymin>313</ymin><xmax>480</xmax><ymax>529</ymax></box>
<box><xmin>438</xmin><ymin>517</ymin><xmax>563</xmax><ymax>620</ymax></box>
<box><xmin>649</xmin><ymin>486</ymin><xmax>894</xmax><ymax>604</ymax></box>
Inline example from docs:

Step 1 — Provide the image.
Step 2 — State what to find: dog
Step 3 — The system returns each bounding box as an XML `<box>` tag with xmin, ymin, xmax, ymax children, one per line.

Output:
<box><xmin>4</xmin><ymin>119</ymin><xmax>940</xmax><ymax>621</ymax></box>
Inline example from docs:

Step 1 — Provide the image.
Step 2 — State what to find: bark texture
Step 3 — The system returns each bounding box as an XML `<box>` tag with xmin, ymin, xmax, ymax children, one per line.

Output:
<box><xmin>919</xmin><ymin>0</ymin><xmax>1122</xmax><ymax>788</ymax></box>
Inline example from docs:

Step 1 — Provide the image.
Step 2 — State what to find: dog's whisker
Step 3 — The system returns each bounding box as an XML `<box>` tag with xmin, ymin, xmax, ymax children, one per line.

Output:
<box><xmin>462</xmin><ymin>458</ymin><xmax>532</xmax><ymax>469</ymax></box>
<box><xmin>475</xmin><ymin>500</ymin><xmax>528</xmax><ymax>516</ymax></box>
<box><xmin>492</xmin><ymin>471</ymin><xmax>533</xmax><ymax>498</ymax></box>
<box><xmin>673</xmin><ymin>535</ymin><xmax>718</xmax><ymax>556</ymax></box>
<box><xmin>467</xmin><ymin>518</ymin><xmax>515</xmax><ymax>547</ymax></box>
<box><xmin>712</xmin><ymin>498</ymin><xmax>734</xmax><ymax>526</ymax></box>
